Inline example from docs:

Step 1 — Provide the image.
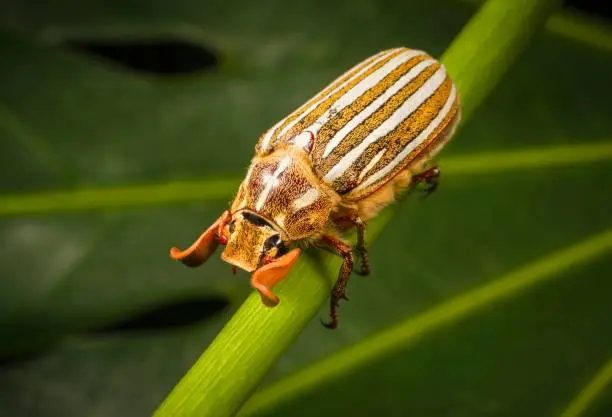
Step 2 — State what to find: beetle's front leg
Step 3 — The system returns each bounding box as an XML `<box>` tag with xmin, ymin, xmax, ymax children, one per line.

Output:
<box><xmin>318</xmin><ymin>234</ymin><xmax>354</xmax><ymax>330</ymax></box>
<box><xmin>412</xmin><ymin>165</ymin><xmax>440</xmax><ymax>197</ymax></box>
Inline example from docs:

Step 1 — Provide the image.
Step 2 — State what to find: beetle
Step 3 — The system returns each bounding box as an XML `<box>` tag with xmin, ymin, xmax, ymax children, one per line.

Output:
<box><xmin>170</xmin><ymin>47</ymin><xmax>461</xmax><ymax>329</ymax></box>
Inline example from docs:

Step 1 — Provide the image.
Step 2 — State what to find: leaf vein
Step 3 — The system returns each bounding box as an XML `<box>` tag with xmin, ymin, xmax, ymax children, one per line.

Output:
<box><xmin>1</xmin><ymin>142</ymin><xmax>611</xmax><ymax>216</ymax></box>
<box><xmin>558</xmin><ymin>356</ymin><xmax>612</xmax><ymax>417</ymax></box>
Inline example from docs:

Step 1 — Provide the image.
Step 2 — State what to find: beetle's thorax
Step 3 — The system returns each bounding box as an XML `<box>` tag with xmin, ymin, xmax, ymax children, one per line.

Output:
<box><xmin>231</xmin><ymin>146</ymin><xmax>341</xmax><ymax>242</ymax></box>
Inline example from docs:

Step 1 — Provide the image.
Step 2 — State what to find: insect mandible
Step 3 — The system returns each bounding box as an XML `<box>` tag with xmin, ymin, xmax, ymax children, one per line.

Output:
<box><xmin>170</xmin><ymin>47</ymin><xmax>461</xmax><ymax>329</ymax></box>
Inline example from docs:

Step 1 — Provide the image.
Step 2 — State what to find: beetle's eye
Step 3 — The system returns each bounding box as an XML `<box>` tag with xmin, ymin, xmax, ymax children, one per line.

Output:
<box><xmin>263</xmin><ymin>234</ymin><xmax>281</xmax><ymax>252</ymax></box>
<box><xmin>229</xmin><ymin>221</ymin><xmax>236</xmax><ymax>234</ymax></box>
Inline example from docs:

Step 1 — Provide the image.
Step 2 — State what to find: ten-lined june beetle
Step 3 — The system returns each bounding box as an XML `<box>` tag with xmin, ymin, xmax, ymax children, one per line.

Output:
<box><xmin>170</xmin><ymin>47</ymin><xmax>461</xmax><ymax>329</ymax></box>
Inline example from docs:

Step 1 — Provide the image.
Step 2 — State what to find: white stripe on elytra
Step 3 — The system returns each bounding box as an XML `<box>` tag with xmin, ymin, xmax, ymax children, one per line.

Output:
<box><xmin>258</xmin><ymin>49</ymin><xmax>397</xmax><ymax>152</ymax></box>
<box><xmin>292</xmin><ymin>188</ymin><xmax>320</xmax><ymax>211</ymax></box>
<box><xmin>323</xmin><ymin>65</ymin><xmax>447</xmax><ymax>183</ymax></box>
<box><xmin>273</xmin><ymin>50</ymin><xmax>403</xmax><ymax>140</ymax></box>
<box><xmin>259</xmin><ymin>118</ymin><xmax>285</xmax><ymax>153</ymax></box>
<box><xmin>358</xmin><ymin>148</ymin><xmax>387</xmax><ymax>181</ymax></box>
<box><xmin>322</xmin><ymin>58</ymin><xmax>436</xmax><ymax>158</ymax></box>
<box><xmin>300</xmin><ymin>49</ymin><xmax>425</xmax><ymax>141</ymax></box>
<box><xmin>291</xmin><ymin>131</ymin><xmax>312</xmax><ymax>150</ymax></box>
<box><xmin>354</xmin><ymin>84</ymin><xmax>457</xmax><ymax>193</ymax></box>
<box><xmin>255</xmin><ymin>156</ymin><xmax>292</xmax><ymax>211</ymax></box>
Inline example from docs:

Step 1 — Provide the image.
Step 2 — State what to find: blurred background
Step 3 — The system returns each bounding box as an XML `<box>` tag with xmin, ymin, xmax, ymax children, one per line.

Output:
<box><xmin>0</xmin><ymin>0</ymin><xmax>611</xmax><ymax>416</ymax></box>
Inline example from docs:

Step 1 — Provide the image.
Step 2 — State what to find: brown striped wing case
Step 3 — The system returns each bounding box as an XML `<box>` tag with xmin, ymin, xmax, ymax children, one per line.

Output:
<box><xmin>256</xmin><ymin>47</ymin><xmax>461</xmax><ymax>201</ymax></box>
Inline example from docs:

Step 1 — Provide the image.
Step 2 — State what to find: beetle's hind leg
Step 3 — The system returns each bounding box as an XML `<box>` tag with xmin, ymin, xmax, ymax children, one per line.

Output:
<box><xmin>412</xmin><ymin>165</ymin><xmax>440</xmax><ymax>198</ymax></box>
<box><xmin>317</xmin><ymin>234</ymin><xmax>354</xmax><ymax>330</ymax></box>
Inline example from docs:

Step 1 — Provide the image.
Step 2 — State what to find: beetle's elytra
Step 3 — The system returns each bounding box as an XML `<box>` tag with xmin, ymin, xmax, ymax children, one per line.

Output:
<box><xmin>170</xmin><ymin>47</ymin><xmax>461</xmax><ymax>329</ymax></box>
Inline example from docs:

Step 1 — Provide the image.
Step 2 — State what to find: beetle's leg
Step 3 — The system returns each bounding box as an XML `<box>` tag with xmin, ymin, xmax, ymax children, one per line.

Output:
<box><xmin>251</xmin><ymin>248</ymin><xmax>301</xmax><ymax>307</ymax></box>
<box><xmin>353</xmin><ymin>216</ymin><xmax>370</xmax><ymax>276</ymax></box>
<box><xmin>331</xmin><ymin>213</ymin><xmax>369</xmax><ymax>276</ymax></box>
<box><xmin>318</xmin><ymin>235</ymin><xmax>354</xmax><ymax>330</ymax></box>
<box><xmin>170</xmin><ymin>210</ymin><xmax>231</xmax><ymax>267</ymax></box>
<box><xmin>412</xmin><ymin>165</ymin><xmax>440</xmax><ymax>198</ymax></box>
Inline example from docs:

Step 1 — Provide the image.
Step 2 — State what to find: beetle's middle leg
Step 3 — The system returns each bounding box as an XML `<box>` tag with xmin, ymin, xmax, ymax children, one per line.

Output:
<box><xmin>331</xmin><ymin>213</ymin><xmax>369</xmax><ymax>276</ymax></box>
<box><xmin>318</xmin><ymin>234</ymin><xmax>354</xmax><ymax>330</ymax></box>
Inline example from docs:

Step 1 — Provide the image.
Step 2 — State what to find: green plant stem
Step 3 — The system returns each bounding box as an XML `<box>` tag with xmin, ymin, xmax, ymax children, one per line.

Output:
<box><xmin>153</xmin><ymin>0</ymin><xmax>561</xmax><ymax>416</ymax></box>
<box><xmin>445</xmin><ymin>0</ymin><xmax>560</xmax><ymax>121</ymax></box>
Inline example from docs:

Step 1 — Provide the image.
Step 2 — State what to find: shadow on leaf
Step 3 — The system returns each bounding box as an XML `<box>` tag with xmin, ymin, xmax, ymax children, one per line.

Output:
<box><xmin>63</xmin><ymin>38</ymin><xmax>219</xmax><ymax>75</ymax></box>
<box><xmin>89</xmin><ymin>296</ymin><xmax>230</xmax><ymax>334</ymax></box>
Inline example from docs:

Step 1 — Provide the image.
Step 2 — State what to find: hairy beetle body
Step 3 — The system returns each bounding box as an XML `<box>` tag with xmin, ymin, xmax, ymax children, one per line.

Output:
<box><xmin>171</xmin><ymin>47</ymin><xmax>461</xmax><ymax>328</ymax></box>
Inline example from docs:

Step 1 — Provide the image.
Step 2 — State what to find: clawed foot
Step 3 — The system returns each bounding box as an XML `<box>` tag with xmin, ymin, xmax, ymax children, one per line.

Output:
<box><xmin>321</xmin><ymin>292</ymin><xmax>349</xmax><ymax>329</ymax></box>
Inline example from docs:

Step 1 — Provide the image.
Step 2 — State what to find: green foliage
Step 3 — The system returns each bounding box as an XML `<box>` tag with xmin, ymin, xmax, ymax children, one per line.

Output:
<box><xmin>0</xmin><ymin>0</ymin><xmax>611</xmax><ymax>416</ymax></box>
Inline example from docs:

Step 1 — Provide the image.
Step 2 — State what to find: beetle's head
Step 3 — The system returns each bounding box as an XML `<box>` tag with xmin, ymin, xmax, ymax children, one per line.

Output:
<box><xmin>219</xmin><ymin>210</ymin><xmax>288</xmax><ymax>272</ymax></box>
